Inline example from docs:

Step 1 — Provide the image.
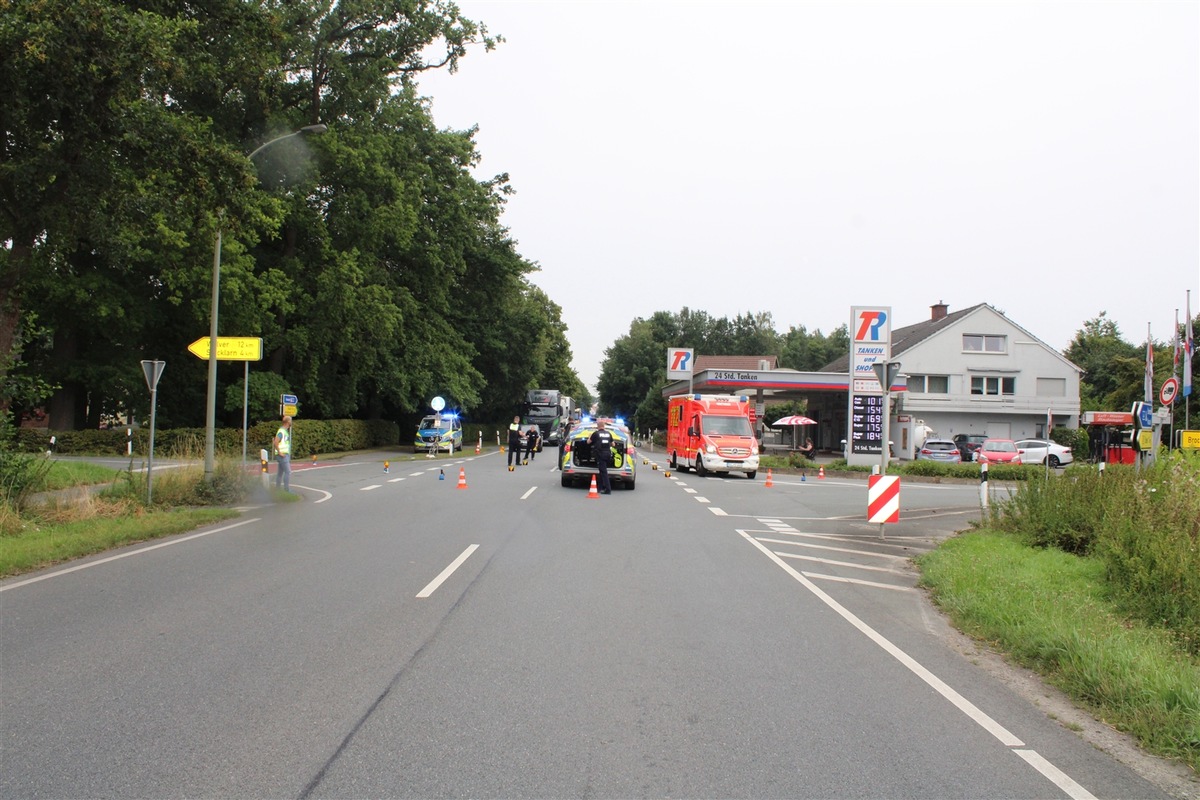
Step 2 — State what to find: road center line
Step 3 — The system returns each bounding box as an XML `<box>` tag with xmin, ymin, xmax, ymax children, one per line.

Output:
<box><xmin>361</xmin><ymin>485</ymin><xmax>381</xmax><ymax>491</ymax></box>
<box><xmin>416</xmin><ymin>545</ymin><xmax>480</xmax><ymax>598</ymax></box>
<box><xmin>521</xmin><ymin>487</ymin><xmax>537</xmax><ymax>500</ymax></box>
<box><xmin>0</xmin><ymin>519</ymin><xmax>261</xmax><ymax>592</ymax></box>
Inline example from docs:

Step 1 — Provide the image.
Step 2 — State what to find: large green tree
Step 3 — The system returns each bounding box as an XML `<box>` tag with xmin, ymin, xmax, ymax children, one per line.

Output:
<box><xmin>6</xmin><ymin>0</ymin><xmax>584</xmax><ymax>431</ymax></box>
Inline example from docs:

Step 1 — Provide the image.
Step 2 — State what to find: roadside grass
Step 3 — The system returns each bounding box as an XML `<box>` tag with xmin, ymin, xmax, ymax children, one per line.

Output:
<box><xmin>917</xmin><ymin>527</ymin><xmax>1200</xmax><ymax>774</ymax></box>
<box><xmin>0</xmin><ymin>456</ymin><xmax>254</xmax><ymax>579</ymax></box>
<box><xmin>0</xmin><ymin>498</ymin><xmax>239</xmax><ymax>578</ymax></box>
<box><xmin>38</xmin><ymin>459</ymin><xmax>123</xmax><ymax>491</ymax></box>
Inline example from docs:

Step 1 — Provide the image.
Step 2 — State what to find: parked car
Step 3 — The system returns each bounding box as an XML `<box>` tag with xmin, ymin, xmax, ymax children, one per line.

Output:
<box><xmin>916</xmin><ymin>439</ymin><xmax>962</xmax><ymax>463</ymax></box>
<box><xmin>1015</xmin><ymin>439</ymin><xmax>1074</xmax><ymax>468</ymax></box>
<box><xmin>952</xmin><ymin>433</ymin><xmax>988</xmax><ymax>462</ymax></box>
<box><xmin>560</xmin><ymin>419</ymin><xmax>637</xmax><ymax>490</ymax></box>
<box><xmin>975</xmin><ymin>438</ymin><xmax>1022</xmax><ymax>465</ymax></box>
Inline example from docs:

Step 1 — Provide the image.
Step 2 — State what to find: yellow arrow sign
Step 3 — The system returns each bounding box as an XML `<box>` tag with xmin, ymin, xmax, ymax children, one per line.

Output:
<box><xmin>187</xmin><ymin>337</ymin><xmax>264</xmax><ymax>361</ymax></box>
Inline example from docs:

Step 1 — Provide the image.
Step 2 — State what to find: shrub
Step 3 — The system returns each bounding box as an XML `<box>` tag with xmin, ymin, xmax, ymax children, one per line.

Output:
<box><xmin>990</xmin><ymin>454</ymin><xmax>1200</xmax><ymax>654</ymax></box>
<box><xmin>1094</xmin><ymin>455</ymin><xmax>1200</xmax><ymax>654</ymax></box>
<box><xmin>991</xmin><ymin>468</ymin><xmax>1118</xmax><ymax>554</ymax></box>
<box><xmin>16</xmin><ymin>419</ymin><xmax>402</xmax><ymax>457</ymax></box>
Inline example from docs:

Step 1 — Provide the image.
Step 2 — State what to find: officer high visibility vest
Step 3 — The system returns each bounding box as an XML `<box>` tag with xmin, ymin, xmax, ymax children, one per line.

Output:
<box><xmin>276</xmin><ymin>426</ymin><xmax>291</xmax><ymax>456</ymax></box>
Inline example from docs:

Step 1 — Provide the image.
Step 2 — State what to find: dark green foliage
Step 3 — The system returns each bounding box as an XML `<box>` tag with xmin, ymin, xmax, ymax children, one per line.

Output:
<box><xmin>992</xmin><ymin>468</ymin><xmax>1113</xmax><ymax>554</ymax></box>
<box><xmin>4</xmin><ymin>0</ymin><xmax>577</xmax><ymax>431</ymax></box>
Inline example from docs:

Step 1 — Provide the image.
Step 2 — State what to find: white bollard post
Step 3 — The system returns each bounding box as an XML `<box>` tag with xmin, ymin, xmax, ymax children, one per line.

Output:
<box><xmin>979</xmin><ymin>460</ymin><xmax>989</xmax><ymax>508</ymax></box>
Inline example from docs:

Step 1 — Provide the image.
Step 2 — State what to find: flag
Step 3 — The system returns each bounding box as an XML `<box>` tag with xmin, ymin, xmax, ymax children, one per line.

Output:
<box><xmin>1185</xmin><ymin>290</ymin><xmax>1194</xmax><ymax>398</ymax></box>
<box><xmin>1173</xmin><ymin>309</ymin><xmax>1180</xmax><ymax>377</ymax></box>
<box><xmin>1144</xmin><ymin>325</ymin><xmax>1154</xmax><ymax>404</ymax></box>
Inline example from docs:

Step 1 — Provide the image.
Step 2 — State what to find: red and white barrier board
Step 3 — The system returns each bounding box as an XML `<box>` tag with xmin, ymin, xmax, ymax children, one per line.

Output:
<box><xmin>867</xmin><ymin>475</ymin><xmax>900</xmax><ymax>523</ymax></box>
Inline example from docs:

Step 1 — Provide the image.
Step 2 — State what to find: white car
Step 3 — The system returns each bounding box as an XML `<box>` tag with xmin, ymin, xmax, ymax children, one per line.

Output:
<box><xmin>1015</xmin><ymin>439</ymin><xmax>1074</xmax><ymax>468</ymax></box>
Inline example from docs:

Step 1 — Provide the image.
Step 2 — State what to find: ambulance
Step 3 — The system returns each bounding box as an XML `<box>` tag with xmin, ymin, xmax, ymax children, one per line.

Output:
<box><xmin>666</xmin><ymin>394</ymin><xmax>759</xmax><ymax>478</ymax></box>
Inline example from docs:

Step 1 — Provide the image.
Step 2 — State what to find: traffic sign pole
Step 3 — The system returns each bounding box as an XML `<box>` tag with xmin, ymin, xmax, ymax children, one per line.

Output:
<box><xmin>140</xmin><ymin>360</ymin><xmax>165</xmax><ymax>504</ymax></box>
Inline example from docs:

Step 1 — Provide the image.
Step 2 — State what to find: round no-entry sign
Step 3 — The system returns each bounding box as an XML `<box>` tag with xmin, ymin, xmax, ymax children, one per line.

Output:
<box><xmin>1160</xmin><ymin>376</ymin><xmax>1179</xmax><ymax>406</ymax></box>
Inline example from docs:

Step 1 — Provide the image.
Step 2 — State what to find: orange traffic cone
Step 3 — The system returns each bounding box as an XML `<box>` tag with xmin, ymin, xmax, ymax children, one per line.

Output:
<box><xmin>587</xmin><ymin>475</ymin><xmax>600</xmax><ymax>498</ymax></box>
<box><xmin>818</xmin><ymin>465</ymin><xmax>825</xmax><ymax>480</ymax></box>
<box><xmin>456</xmin><ymin>467</ymin><xmax>468</xmax><ymax>489</ymax></box>
<box><xmin>764</xmin><ymin>469</ymin><xmax>774</xmax><ymax>487</ymax></box>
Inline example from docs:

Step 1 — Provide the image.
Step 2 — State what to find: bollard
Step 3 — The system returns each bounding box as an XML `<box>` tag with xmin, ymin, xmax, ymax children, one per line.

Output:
<box><xmin>979</xmin><ymin>460</ymin><xmax>989</xmax><ymax>508</ymax></box>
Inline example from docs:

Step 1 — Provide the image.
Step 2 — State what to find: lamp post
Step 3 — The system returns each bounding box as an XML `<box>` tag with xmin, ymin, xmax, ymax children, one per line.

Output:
<box><xmin>204</xmin><ymin>124</ymin><xmax>327</xmax><ymax>481</ymax></box>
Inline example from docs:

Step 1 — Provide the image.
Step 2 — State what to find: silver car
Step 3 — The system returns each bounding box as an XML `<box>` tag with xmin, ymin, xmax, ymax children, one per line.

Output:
<box><xmin>1015</xmin><ymin>439</ymin><xmax>1074</xmax><ymax>468</ymax></box>
<box><xmin>916</xmin><ymin>439</ymin><xmax>962</xmax><ymax>463</ymax></box>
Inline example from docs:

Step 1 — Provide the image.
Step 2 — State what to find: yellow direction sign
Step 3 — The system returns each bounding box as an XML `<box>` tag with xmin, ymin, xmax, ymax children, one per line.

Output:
<box><xmin>187</xmin><ymin>337</ymin><xmax>264</xmax><ymax>361</ymax></box>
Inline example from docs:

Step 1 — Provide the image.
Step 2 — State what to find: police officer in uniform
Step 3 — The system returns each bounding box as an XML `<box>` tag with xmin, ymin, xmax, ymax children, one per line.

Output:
<box><xmin>525</xmin><ymin>425</ymin><xmax>540</xmax><ymax>463</ymax></box>
<box><xmin>589</xmin><ymin>419</ymin><xmax>614</xmax><ymax>494</ymax></box>
<box><xmin>507</xmin><ymin>416</ymin><xmax>523</xmax><ymax>470</ymax></box>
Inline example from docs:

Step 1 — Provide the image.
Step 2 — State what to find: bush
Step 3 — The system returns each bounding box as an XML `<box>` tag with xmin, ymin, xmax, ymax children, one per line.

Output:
<box><xmin>1094</xmin><ymin>455</ymin><xmax>1200</xmax><ymax>654</ymax></box>
<box><xmin>15</xmin><ymin>419</ymin><xmax>402</xmax><ymax>458</ymax></box>
<box><xmin>991</xmin><ymin>468</ymin><xmax>1116</xmax><ymax>554</ymax></box>
<box><xmin>0</xmin><ymin>450</ymin><xmax>53</xmax><ymax>508</ymax></box>
<box><xmin>990</xmin><ymin>453</ymin><xmax>1200</xmax><ymax>654</ymax></box>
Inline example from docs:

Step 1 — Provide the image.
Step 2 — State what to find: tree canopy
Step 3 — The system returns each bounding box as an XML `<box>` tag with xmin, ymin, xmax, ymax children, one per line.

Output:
<box><xmin>2</xmin><ymin>0</ymin><xmax>583</xmax><ymax>430</ymax></box>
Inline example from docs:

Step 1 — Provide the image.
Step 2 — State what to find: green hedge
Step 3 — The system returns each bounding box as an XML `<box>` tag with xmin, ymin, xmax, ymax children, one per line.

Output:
<box><xmin>11</xmin><ymin>419</ymin><xmax>401</xmax><ymax>457</ymax></box>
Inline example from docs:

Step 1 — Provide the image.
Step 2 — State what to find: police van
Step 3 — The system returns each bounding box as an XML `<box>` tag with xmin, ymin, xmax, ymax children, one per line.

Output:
<box><xmin>413</xmin><ymin>413</ymin><xmax>463</xmax><ymax>453</ymax></box>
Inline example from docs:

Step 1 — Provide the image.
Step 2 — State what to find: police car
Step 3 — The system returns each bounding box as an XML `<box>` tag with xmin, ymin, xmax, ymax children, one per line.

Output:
<box><xmin>559</xmin><ymin>418</ymin><xmax>636</xmax><ymax>490</ymax></box>
<box><xmin>412</xmin><ymin>413</ymin><xmax>463</xmax><ymax>453</ymax></box>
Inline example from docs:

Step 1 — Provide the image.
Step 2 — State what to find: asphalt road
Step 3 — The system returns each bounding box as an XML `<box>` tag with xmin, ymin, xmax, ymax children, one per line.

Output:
<box><xmin>0</xmin><ymin>450</ymin><xmax>1175</xmax><ymax>799</ymax></box>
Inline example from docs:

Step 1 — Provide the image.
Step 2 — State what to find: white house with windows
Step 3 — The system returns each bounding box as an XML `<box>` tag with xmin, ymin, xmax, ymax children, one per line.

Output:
<box><xmin>886</xmin><ymin>302</ymin><xmax>1081</xmax><ymax>451</ymax></box>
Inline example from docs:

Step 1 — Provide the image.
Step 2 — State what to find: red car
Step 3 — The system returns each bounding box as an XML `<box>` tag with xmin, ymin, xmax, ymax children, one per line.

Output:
<box><xmin>976</xmin><ymin>438</ymin><xmax>1022</xmax><ymax>465</ymax></box>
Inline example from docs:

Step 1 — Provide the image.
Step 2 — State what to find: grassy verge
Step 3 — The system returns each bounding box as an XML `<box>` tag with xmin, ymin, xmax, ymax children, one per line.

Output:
<box><xmin>0</xmin><ymin>501</ymin><xmax>240</xmax><ymax>578</ymax></box>
<box><xmin>1</xmin><ymin>456</ymin><xmax>254</xmax><ymax>579</ymax></box>
<box><xmin>38</xmin><ymin>459</ymin><xmax>124</xmax><ymax>491</ymax></box>
<box><xmin>917</xmin><ymin>529</ymin><xmax>1200</xmax><ymax>773</ymax></box>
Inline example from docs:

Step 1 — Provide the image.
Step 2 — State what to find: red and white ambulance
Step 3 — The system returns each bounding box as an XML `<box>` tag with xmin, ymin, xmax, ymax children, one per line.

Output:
<box><xmin>666</xmin><ymin>394</ymin><xmax>759</xmax><ymax>479</ymax></box>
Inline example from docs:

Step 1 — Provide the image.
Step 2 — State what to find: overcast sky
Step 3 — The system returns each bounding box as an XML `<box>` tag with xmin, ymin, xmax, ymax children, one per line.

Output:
<box><xmin>416</xmin><ymin>0</ymin><xmax>1200</xmax><ymax>393</ymax></box>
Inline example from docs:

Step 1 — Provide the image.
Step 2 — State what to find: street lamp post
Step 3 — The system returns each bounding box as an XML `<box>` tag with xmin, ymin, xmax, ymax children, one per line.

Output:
<box><xmin>204</xmin><ymin>124</ymin><xmax>327</xmax><ymax>481</ymax></box>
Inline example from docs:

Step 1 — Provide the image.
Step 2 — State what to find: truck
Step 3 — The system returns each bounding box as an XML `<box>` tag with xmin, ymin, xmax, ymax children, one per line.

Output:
<box><xmin>666</xmin><ymin>394</ymin><xmax>760</xmax><ymax>479</ymax></box>
<box><xmin>522</xmin><ymin>389</ymin><xmax>576</xmax><ymax>445</ymax></box>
